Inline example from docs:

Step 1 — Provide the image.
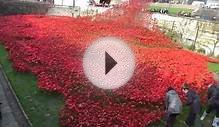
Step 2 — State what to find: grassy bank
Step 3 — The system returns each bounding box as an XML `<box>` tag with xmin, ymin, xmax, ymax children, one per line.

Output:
<box><xmin>149</xmin><ymin>4</ymin><xmax>193</xmax><ymax>15</ymax></box>
<box><xmin>209</xmin><ymin>62</ymin><xmax>219</xmax><ymax>72</ymax></box>
<box><xmin>0</xmin><ymin>44</ymin><xmax>64</xmax><ymax>127</ymax></box>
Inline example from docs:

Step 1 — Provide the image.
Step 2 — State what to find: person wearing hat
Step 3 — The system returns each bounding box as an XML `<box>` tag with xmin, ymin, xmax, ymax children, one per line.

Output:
<box><xmin>165</xmin><ymin>87</ymin><xmax>182</xmax><ymax>127</ymax></box>
<box><xmin>182</xmin><ymin>84</ymin><xmax>202</xmax><ymax>127</ymax></box>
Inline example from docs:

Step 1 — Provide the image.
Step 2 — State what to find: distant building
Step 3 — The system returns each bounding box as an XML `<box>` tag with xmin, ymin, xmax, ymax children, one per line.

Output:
<box><xmin>206</xmin><ymin>0</ymin><xmax>219</xmax><ymax>4</ymax></box>
<box><xmin>54</xmin><ymin>0</ymin><xmax>86</xmax><ymax>7</ymax></box>
<box><xmin>183</xmin><ymin>0</ymin><xmax>205</xmax><ymax>4</ymax></box>
<box><xmin>206</xmin><ymin>0</ymin><xmax>219</xmax><ymax>8</ymax></box>
<box><xmin>158</xmin><ymin>0</ymin><xmax>169</xmax><ymax>3</ymax></box>
<box><xmin>53</xmin><ymin>0</ymin><xmax>127</xmax><ymax>7</ymax></box>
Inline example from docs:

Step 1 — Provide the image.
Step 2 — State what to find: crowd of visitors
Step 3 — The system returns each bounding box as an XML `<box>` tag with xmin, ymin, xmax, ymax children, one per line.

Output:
<box><xmin>165</xmin><ymin>73</ymin><xmax>219</xmax><ymax>127</ymax></box>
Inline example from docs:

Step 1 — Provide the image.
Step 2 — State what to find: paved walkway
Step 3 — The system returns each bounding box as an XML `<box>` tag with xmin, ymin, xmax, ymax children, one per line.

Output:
<box><xmin>0</xmin><ymin>66</ymin><xmax>31</xmax><ymax>127</ymax></box>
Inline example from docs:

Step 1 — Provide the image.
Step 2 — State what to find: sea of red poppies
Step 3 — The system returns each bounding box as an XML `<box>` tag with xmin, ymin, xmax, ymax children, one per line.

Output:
<box><xmin>0</xmin><ymin>1</ymin><xmax>218</xmax><ymax>127</ymax></box>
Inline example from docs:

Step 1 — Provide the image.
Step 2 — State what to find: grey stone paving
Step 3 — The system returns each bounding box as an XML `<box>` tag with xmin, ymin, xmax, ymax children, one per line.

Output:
<box><xmin>0</xmin><ymin>72</ymin><xmax>19</xmax><ymax>127</ymax></box>
<box><xmin>0</xmin><ymin>67</ymin><xmax>31</xmax><ymax>127</ymax></box>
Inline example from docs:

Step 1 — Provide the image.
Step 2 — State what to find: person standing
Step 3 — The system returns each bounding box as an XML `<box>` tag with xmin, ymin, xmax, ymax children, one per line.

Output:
<box><xmin>182</xmin><ymin>84</ymin><xmax>202</xmax><ymax>127</ymax></box>
<box><xmin>201</xmin><ymin>83</ymin><xmax>219</xmax><ymax>127</ymax></box>
<box><xmin>165</xmin><ymin>87</ymin><xmax>182</xmax><ymax>127</ymax></box>
<box><xmin>0</xmin><ymin>102</ymin><xmax>1</xmax><ymax>120</ymax></box>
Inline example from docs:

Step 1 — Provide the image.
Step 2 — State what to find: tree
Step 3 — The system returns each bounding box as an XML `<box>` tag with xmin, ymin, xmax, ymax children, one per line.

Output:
<box><xmin>192</xmin><ymin>21</ymin><xmax>201</xmax><ymax>51</ymax></box>
<box><xmin>211</xmin><ymin>32</ymin><xmax>219</xmax><ymax>56</ymax></box>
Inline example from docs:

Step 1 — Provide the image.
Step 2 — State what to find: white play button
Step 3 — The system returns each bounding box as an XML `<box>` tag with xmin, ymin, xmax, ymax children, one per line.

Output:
<box><xmin>83</xmin><ymin>37</ymin><xmax>135</xmax><ymax>89</ymax></box>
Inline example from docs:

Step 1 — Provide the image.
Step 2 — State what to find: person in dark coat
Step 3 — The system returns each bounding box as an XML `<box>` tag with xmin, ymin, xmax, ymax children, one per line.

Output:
<box><xmin>165</xmin><ymin>87</ymin><xmax>182</xmax><ymax>127</ymax></box>
<box><xmin>182</xmin><ymin>85</ymin><xmax>202</xmax><ymax>127</ymax></box>
<box><xmin>201</xmin><ymin>83</ymin><xmax>219</xmax><ymax>126</ymax></box>
<box><xmin>0</xmin><ymin>102</ymin><xmax>2</xmax><ymax>120</ymax></box>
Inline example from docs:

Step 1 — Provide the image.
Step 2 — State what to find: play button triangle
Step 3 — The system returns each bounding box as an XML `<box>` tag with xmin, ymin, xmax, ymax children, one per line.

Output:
<box><xmin>105</xmin><ymin>51</ymin><xmax>117</xmax><ymax>75</ymax></box>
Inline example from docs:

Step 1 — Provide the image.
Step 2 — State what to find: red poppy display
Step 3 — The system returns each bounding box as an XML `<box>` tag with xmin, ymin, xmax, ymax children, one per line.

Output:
<box><xmin>0</xmin><ymin>3</ymin><xmax>217</xmax><ymax>126</ymax></box>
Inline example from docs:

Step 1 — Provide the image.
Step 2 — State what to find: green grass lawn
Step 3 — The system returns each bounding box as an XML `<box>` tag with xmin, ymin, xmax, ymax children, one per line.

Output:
<box><xmin>0</xmin><ymin>41</ymin><xmax>219</xmax><ymax>127</ymax></box>
<box><xmin>149</xmin><ymin>5</ymin><xmax>193</xmax><ymax>15</ymax></box>
<box><xmin>209</xmin><ymin>62</ymin><xmax>219</xmax><ymax>73</ymax></box>
<box><xmin>150</xmin><ymin>106</ymin><xmax>215</xmax><ymax>127</ymax></box>
<box><xmin>0</xmin><ymin>44</ymin><xmax>64</xmax><ymax>127</ymax></box>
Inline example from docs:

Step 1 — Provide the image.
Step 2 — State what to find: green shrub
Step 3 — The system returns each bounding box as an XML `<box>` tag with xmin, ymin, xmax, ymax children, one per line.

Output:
<box><xmin>197</xmin><ymin>48</ymin><xmax>206</xmax><ymax>54</ymax></box>
<box><xmin>185</xmin><ymin>44</ymin><xmax>194</xmax><ymax>50</ymax></box>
